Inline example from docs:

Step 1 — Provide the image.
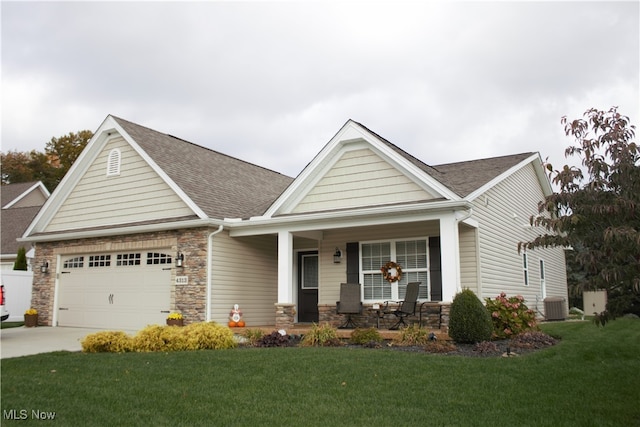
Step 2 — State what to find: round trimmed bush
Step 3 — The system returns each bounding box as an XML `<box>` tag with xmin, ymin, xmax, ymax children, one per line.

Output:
<box><xmin>449</xmin><ymin>289</ymin><xmax>493</xmax><ymax>343</ymax></box>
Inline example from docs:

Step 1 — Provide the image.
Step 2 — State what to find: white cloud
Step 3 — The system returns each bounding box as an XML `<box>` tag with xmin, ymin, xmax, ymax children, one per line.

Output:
<box><xmin>1</xmin><ymin>1</ymin><xmax>637</xmax><ymax>178</ymax></box>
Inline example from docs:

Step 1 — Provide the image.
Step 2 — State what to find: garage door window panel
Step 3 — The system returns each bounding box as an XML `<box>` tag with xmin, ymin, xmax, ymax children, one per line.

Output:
<box><xmin>89</xmin><ymin>255</ymin><xmax>111</xmax><ymax>268</ymax></box>
<box><xmin>147</xmin><ymin>252</ymin><xmax>172</xmax><ymax>265</ymax></box>
<box><xmin>117</xmin><ymin>253</ymin><xmax>141</xmax><ymax>266</ymax></box>
<box><xmin>63</xmin><ymin>257</ymin><xmax>84</xmax><ymax>269</ymax></box>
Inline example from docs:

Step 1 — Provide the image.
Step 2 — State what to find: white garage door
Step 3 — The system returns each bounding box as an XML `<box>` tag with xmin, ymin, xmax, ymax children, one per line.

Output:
<box><xmin>57</xmin><ymin>251</ymin><xmax>172</xmax><ymax>330</ymax></box>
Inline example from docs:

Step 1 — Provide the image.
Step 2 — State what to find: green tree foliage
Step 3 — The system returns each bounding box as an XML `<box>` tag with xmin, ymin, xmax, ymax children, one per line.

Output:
<box><xmin>448</xmin><ymin>289</ymin><xmax>493</xmax><ymax>343</ymax></box>
<box><xmin>520</xmin><ymin>107</ymin><xmax>639</xmax><ymax>317</ymax></box>
<box><xmin>1</xmin><ymin>130</ymin><xmax>92</xmax><ymax>191</ymax></box>
<box><xmin>13</xmin><ymin>247</ymin><xmax>28</xmax><ymax>271</ymax></box>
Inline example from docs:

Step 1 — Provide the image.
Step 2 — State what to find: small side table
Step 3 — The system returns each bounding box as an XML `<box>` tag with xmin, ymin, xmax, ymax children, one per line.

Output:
<box><xmin>367</xmin><ymin>305</ymin><xmax>386</xmax><ymax>329</ymax></box>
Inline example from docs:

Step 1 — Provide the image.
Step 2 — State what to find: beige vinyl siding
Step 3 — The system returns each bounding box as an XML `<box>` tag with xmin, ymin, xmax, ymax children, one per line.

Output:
<box><xmin>45</xmin><ymin>137</ymin><xmax>194</xmax><ymax>232</ymax></box>
<box><xmin>292</xmin><ymin>148</ymin><xmax>437</xmax><ymax>213</ymax></box>
<box><xmin>459</xmin><ymin>224</ymin><xmax>479</xmax><ymax>293</ymax></box>
<box><xmin>472</xmin><ymin>163</ymin><xmax>567</xmax><ymax>312</ymax></box>
<box><xmin>210</xmin><ymin>231</ymin><xmax>278</xmax><ymax>325</ymax></box>
<box><xmin>318</xmin><ymin>221</ymin><xmax>441</xmax><ymax>305</ymax></box>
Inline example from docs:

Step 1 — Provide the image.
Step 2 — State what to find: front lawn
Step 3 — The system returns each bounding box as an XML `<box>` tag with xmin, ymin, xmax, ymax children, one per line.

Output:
<box><xmin>2</xmin><ymin>318</ymin><xmax>639</xmax><ymax>426</ymax></box>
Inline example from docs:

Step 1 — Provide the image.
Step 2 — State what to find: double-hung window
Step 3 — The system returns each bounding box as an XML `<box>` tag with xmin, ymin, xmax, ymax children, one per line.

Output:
<box><xmin>361</xmin><ymin>238</ymin><xmax>429</xmax><ymax>302</ymax></box>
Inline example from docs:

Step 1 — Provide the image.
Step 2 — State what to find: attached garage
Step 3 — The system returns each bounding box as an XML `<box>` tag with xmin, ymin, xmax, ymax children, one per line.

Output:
<box><xmin>56</xmin><ymin>250</ymin><xmax>173</xmax><ymax>330</ymax></box>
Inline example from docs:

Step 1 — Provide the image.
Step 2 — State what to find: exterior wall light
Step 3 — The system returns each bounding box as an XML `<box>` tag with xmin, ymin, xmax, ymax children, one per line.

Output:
<box><xmin>333</xmin><ymin>248</ymin><xmax>342</xmax><ymax>264</ymax></box>
<box><xmin>41</xmin><ymin>261</ymin><xmax>49</xmax><ymax>274</ymax></box>
<box><xmin>176</xmin><ymin>252</ymin><xmax>185</xmax><ymax>268</ymax></box>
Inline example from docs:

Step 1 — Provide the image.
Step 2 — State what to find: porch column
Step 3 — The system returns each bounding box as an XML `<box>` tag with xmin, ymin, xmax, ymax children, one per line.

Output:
<box><xmin>277</xmin><ymin>230</ymin><xmax>294</xmax><ymax>304</ymax></box>
<box><xmin>439</xmin><ymin>213</ymin><xmax>461</xmax><ymax>302</ymax></box>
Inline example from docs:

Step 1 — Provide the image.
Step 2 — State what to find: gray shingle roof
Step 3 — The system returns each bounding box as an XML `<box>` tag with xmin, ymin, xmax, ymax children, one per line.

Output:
<box><xmin>1</xmin><ymin>181</ymin><xmax>42</xmax><ymax>208</ymax></box>
<box><xmin>352</xmin><ymin>120</ymin><xmax>535</xmax><ymax>197</ymax></box>
<box><xmin>1</xmin><ymin>206</ymin><xmax>42</xmax><ymax>254</ymax></box>
<box><xmin>112</xmin><ymin>116</ymin><xmax>295</xmax><ymax>219</ymax></box>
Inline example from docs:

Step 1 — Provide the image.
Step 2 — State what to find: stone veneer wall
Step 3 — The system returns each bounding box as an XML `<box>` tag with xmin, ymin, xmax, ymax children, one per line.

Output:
<box><xmin>31</xmin><ymin>227</ymin><xmax>212</xmax><ymax>326</ymax></box>
<box><xmin>318</xmin><ymin>303</ymin><xmax>451</xmax><ymax>331</ymax></box>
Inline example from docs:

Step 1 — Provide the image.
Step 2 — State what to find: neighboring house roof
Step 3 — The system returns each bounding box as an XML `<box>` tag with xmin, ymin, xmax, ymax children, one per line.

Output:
<box><xmin>1</xmin><ymin>206</ymin><xmax>42</xmax><ymax>254</ymax></box>
<box><xmin>1</xmin><ymin>182</ymin><xmax>48</xmax><ymax>255</ymax></box>
<box><xmin>112</xmin><ymin>116</ymin><xmax>295</xmax><ymax>219</ymax></box>
<box><xmin>1</xmin><ymin>181</ymin><xmax>50</xmax><ymax>209</ymax></box>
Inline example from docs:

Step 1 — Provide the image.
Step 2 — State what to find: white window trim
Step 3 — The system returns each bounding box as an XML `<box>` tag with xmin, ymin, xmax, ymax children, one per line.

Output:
<box><xmin>106</xmin><ymin>148</ymin><xmax>121</xmax><ymax>176</ymax></box>
<box><xmin>360</xmin><ymin>237</ymin><xmax>429</xmax><ymax>302</ymax></box>
<box><xmin>539</xmin><ymin>258</ymin><xmax>546</xmax><ymax>298</ymax></box>
<box><xmin>523</xmin><ymin>252</ymin><xmax>529</xmax><ymax>286</ymax></box>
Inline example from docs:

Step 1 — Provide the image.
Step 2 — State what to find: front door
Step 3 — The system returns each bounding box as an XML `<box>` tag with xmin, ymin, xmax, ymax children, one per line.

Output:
<box><xmin>297</xmin><ymin>251</ymin><xmax>318</xmax><ymax>323</ymax></box>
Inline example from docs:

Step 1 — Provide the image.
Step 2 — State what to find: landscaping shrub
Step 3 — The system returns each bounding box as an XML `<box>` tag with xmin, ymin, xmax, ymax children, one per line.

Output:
<box><xmin>256</xmin><ymin>331</ymin><xmax>292</xmax><ymax>347</ymax></box>
<box><xmin>243</xmin><ymin>328</ymin><xmax>265</xmax><ymax>346</ymax></box>
<box><xmin>510</xmin><ymin>331</ymin><xmax>558</xmax><ymax>349</ymax></box>
<box><xmin>183</xmin><ymin>322</ymin><xmax>237</xmax><ymax>350</ymax></box>
<box><xmin>81</xmin><ymin>331</ymin><xmax>133</xmax><ymax>353</ymax></box>
<box><xmin>300</xmin><ymin>323</ymin><xmax>341</xmax><ymax>347</ymax></box>
<box><xmin>133</xmin><ymin>325</ymin><xmax>188</xmax><ymax>352</ymax></box>
<box><xmin>485</xmin><ymin>292</ymin><xmax>537</xmax><ymax>339</ymax></box>
<box><xmin>350</xmin><ymin>327</ymin><xmax>383</xmax><ymax>345</ymax></box>
<box><xmin>392</xmin><ymin>324</ymin><xmax>430</xmax><ymax>346</ymax></box>
<box><xmin>424</xmin><ymin>340</ymin><xmax>457</xmax><ymax>353</ymax></box>
<box><xmin>449</xmin><ymin>289</ymin><xmax>493</xmax><ymax>343</ymax></box>
<box><xmin>473</xmin><ymin>341</ymin><xmax>500</xmax><ymax>355</ymax></box>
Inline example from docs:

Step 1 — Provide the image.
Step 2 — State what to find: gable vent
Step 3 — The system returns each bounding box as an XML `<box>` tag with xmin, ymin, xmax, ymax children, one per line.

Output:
<box><xmin>106</xmin><ymin>149</ymin><xmax>121</xmax><ymax>176</ymax></box>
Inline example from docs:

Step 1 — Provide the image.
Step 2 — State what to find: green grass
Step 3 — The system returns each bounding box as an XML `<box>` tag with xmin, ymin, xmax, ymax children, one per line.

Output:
<box><xmin>1</xmin><ymin>321</ymin><xmax>24</xmax><ymax>329</ymax></box>
<box><xmin>2</xmin><ymin>319</ymin><xmax>639</xmax><ymax>426</ymax></box>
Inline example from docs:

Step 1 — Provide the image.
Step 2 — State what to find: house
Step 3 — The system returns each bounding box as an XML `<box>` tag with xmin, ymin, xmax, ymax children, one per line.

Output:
<box><xmin>1</xmin><ymin>181</ymin><xmax>50</xmax><ymax>270</ymax></box>
<box><xmin>20</xmin><ymin>115</ymin><xmax>567</xmax><ymax>330</ymax></box>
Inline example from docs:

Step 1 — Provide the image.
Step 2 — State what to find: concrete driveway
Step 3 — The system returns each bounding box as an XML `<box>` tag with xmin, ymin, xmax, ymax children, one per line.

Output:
<box><xmin>1</xmin><ymin>326</ymin><xmax>131</xmax><ymax>359</ymax></box>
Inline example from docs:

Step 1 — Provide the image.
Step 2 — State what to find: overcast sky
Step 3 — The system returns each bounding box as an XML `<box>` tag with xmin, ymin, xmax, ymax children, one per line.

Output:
<box><xmin>2</xmin><ymin>1</ymin><xmax>638</xmax><ymax>178</ymax></box>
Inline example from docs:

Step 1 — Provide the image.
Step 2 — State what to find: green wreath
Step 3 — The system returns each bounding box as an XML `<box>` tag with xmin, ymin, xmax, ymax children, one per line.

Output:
<box><xmin>380</xmin><ymin>261</ymin><xmax>403</xmax><ymax>283</ymax></box>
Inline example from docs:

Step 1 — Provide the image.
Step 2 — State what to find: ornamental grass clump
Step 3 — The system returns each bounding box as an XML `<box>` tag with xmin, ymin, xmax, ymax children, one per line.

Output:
<box><xmin>350</xmin><ymin>327</ymin><xmax>383</xmax><ymax>345</ymax></box>
<box><xmin>81</xmin><ymin>331</ymin><xmax>133</xmax><ymax>353</ymax></box>
<box><xmin>449</xmin><ymin>289</ymin><xmax>493</xmax><ymax>343</ymax></box>
<box><xmin>485</xmin><ymin>292</ymin><xmax>538</xmax><ymax>339</ymax></box>
<box><xmin>392</xmin><ymin>324</ymin><xmax>430</xmax><ymax>346</ymax></box>
<box><xmin>300</xmin><ymin>323</ymin><xmax>341</xmax><ymax>347</ymax></box>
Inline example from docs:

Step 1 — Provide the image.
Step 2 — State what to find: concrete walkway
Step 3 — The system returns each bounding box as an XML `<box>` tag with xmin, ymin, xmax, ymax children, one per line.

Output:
<box><xmin>0</xmin><ymin>326</ymin><xmax>131</xmax><ymax>359</ymax></box>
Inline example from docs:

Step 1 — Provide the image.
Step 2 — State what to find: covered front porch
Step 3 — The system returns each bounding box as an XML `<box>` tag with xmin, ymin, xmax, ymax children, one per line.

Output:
<box><xmin>229</xmin><ymin>204</ymin><xmax>477</xmax><ymax>331</ymax></box>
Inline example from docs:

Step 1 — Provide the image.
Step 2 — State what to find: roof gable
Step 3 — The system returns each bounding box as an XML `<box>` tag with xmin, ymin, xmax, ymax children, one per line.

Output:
<box><xmin>24</xmin><ymin>115</ymin><xmax>295</xmax><ymax>237</ymax></box>
<box><xmin>264</xmin><ymin>120</ymin><xmax>460</xmax><ymax>217</ymax></box>
<box><xmin>1</xmin><ymin>181</ymin><xmax>49</xmax><ymax>209</ymax></box>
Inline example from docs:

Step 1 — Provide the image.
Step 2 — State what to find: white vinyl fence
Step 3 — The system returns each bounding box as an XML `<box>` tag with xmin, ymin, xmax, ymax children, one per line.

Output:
<box><xmin>1</xmin><ymin>270</ymin><xmax>33</xmax><ymax>322</ymax></box>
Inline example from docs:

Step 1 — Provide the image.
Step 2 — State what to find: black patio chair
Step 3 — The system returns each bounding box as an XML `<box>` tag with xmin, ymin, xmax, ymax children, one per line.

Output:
<box><xmin>382</xmin><ymin>282</ymin><xmax>420</xmax><ymax>330</ymax></box>
<box><xmin>336</xmin><ymin>283</ymin><xmax>363</xmax><ymax>329</ymax></box>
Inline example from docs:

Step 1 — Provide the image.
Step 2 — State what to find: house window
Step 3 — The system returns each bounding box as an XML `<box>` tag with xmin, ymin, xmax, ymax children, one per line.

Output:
<box><xmin>361</xmin><ymin>239</ymin><xmax>429</xmax><ymax>301</ymax></box>
<box><xmin>63</xmin><ymin>256</ymin><xmax>84</xmax><ymax>269</ymax></box>
<box><xmin>539</xmin><ymin>258</ymin><xmax>546</xmax><ymax>298</ymax></box>
<box><xmin>106</xmin><ymin>149</ymin><xmax>121</xmax><ymax>176</ymax></box>
<box><xmin>88</xmin><ymin>254</ymin><xmax>111</xmax><ymax>268</ymax></box>
<box><xmin>301</xmin><ymin>254</ymin><xmax>318</xmax><ymax>289</ymax></box>
<box><xmin>147</xmin><ymin>252</ymin><xmax>172</xmax><ymax>265</ymax></box>
<box><xmin>117</xmin><ymin>253</ymin><xmax>141</xmax><ymax>266</ymax></box>
<box><xmin>523</xmin><ymin>253</ymin><xmax>529</xmax><ymax>286</ymax></box>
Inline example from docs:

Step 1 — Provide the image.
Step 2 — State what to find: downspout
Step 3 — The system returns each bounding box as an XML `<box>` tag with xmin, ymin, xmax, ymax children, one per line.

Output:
<box><xmin>206</xmin><ymin>225</ymin><xmax>224</xmax><ymax>322</ymax></box>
